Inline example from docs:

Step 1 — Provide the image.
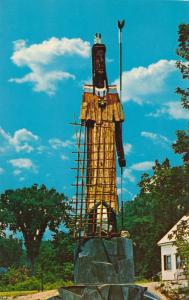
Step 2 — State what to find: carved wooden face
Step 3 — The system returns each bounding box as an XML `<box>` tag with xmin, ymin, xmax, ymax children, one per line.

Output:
<box><xmin>95</xmin><ymin>49</ymin><xmax>105</xmax><ymax>74</ymax></box>
<box><xmin>92</xmin><ymin>44</ymin><xmax>107</xmax><ymax>89</ymax></box>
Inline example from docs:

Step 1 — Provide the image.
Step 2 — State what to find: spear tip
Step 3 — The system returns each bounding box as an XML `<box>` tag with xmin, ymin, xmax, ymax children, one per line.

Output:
<box><xmin>118</xmin><ymin>20</ymin><xmax>125</xmax><ymax>30</ymax></box>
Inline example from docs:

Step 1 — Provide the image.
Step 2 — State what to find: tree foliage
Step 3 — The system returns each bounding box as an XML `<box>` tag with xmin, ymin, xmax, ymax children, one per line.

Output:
<box><xmin>175</xmin><ymin>24</ymin><xmax>189</xmax><ymax>109</ymax></box>
<box><xmin>35</xmin><ymin>235</ymin><xmax>74</xmax><ymax>288</ymax></box>
<box><xmin>173</xmin><ymin>24</ymin><xmax>189</xmax><ymax>163</ymax></box>
<box><xmin>169</xmin><ymin>217</ymin><xmax>189</xmax><ymax>281</ymax></box>
<box><xmin>121</xmin><ymin>159</ymin><xmax>189</xmax><ymax>278</ymax></box>
<box><xmin>52</xmin><ymin>232</ymin><xmax>74</xmax><ymax>265</ymax></box>
<box><xmin>0</xmin><ymin>184</ymin><xmax>71</xmax><ymax>271</ymax></box>
<box><xmin>0</xmin><ymin>237</ymin><xmax>23</xmax><ymax>268</ymax></box>
<box><xmin>168</xmin><ymin>24</ymin><xmax>189</xmax><ymax>282</ymax></box>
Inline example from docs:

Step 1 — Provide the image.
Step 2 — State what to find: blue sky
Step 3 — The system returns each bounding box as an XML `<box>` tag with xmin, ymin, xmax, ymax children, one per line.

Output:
<box><xmin>0</xmin><ymin>0</ymin><xmax>189</xmax><ymax>204</ymax></box>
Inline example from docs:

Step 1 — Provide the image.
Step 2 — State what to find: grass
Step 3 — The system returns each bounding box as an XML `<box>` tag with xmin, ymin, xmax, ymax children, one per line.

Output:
<box><xmin>0</xmin><ymin>290</ymin><xmax>38</xmax><ymax>297</ymax></box>
<box><xmin>135</xmin><ymin>278</ymin><xmax>150</xmax><ymax>284</ymax></box>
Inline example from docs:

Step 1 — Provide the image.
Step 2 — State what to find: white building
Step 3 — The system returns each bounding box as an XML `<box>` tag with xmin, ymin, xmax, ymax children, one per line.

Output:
<box><xmin>157</xmin><ymin>215</ymin><xmax>189</xmax><ymax>282</ymax></box>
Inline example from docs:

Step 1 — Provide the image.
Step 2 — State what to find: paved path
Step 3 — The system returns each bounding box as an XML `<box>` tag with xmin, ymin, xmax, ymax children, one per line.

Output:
<box><xmin>140</xmin><ymin>282</ymin><xmax>168</xmax><ymax>300</ymax></box>
<box><xmin>3</xmin><ymin>290</ymin><xmax>59</xmax><ymax>300</ymax></box>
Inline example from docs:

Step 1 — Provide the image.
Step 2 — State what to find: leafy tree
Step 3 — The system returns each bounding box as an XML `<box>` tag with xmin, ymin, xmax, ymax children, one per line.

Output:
<box><xmin>52</xmin><ymin>232</ymin><xmax>74</xmax><ymax>281</ymax></box>
<box><xmin>36</xmin><ymin>241</ymin><xmax>57</xmax><ymax>291</ymax></box>
<box><xmin>121</xmin><ymin>159</ymin><xmax>189</xmax><ymax>278</ymax></box>
<box><xmin>35</xmin><ymin>236</ymin><xmax>74</xmax><ymax>288</ymax></box>
<box><xmin>0</xmin><ymin>184</ymin><xmax>71</xmax><ymax>272</ymax></box>
<box><xmin>175</xmin><ymin>24</ymin><xmax>189</xmax><ymax>109</ymax></box>
<box><xmin>173</xmin><ymin>24</ymin><xmax>189</xmax><ymax>163</ymax></box>
<box><xmin>167</xmin><ymin>24</ymin><xmax>189</xmax><ymax>283</ymax></box>
<box><xmin>52</xmin><ymin>232</ymin><xmax>74</xmax><ymax>264</ymax></box>
<box><xmin>0</xmin><ymin>237</ymin><xmax>23</xmax><ymax>267</ymax></box>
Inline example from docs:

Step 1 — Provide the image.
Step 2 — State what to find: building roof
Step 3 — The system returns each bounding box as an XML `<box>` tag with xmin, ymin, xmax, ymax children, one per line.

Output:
<box><xmin>157</xmin><ymin>215</ymin><xmax>189</xmax><ymax>246</ymax></box>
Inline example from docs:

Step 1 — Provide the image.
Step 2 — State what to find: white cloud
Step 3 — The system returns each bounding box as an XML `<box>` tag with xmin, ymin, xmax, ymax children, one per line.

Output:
<box><xmin>79</xmin><ymin>77</ymin><xmax>92</xmax><ymax>87</ymax></box>
<box><xmin>123</xmin><ymin>143</ymin><xmax>132</xmax><ymax>155</ymax></box>
<box><xmin>114</xmin><ymin>60</ymin><xmax>176</xmax><ymax>104</ymax></box>
<box><xmin>131</xmin><ymin>161</ymin><xmax>154</xmax><ymax>171</ymax></box>
<box><xmin>0</xmin><ymin>127</ymin><xmax>38</xmax><ymax>153</ymax></box>
<box><xmin>49</xmin><ymin>138</ymin><xmax>63</xmax><ymax>149</ymax></box>
<box><xmin>72</xmin><ymin>132</ymin><xmax>85</xmax><ymax>141</ymax></box>
<box><xmin>12</xmin><ymin>38</ymin><xmax>90</xmax><ymax>64</ymax></box>
<box><xmin>9</xmin><ymin>158</ymin><xmax>36</xmax><ymax>171</ymax></box>
<box><xmin>141</xmin><ymin>131</ymin><xmax>157</xmax><ymax>140</ymax></box>
<box><xmin>107</xmin><ymin>58</ymin><xmax>114</xmax><ymax>63</ymax></box>
<box><xmin>0</xmin><ymin>168</ymin><xmax>4</xmax><ymax>174</ymax></box>
<box><xmin>117</xmin><ymin>188</ymin><xmax>134</xmax><ymax>199</ymax></box>
<box><xmin>0</xmin><ymin>147</ymin><xmax>6</xmax><ymax>153</ymax></box>
<box><xmin>10</xmin><ymin>70</ymin><xmax>75</xmax><ymax>96</ymax></box>
<box><xmin>60</xmin><ymin>154</ymin><xmax>69</xmax><ymax>160</ymax></box>
<box><xmin>0</xmin><ymin>127</ymin><xmax>10</xmax><ymax>141</ymax></box>
<box><xmin>62</xmin><ymin>140</ymin><xmax>74</xmax><ymax>147</ymax></box>
<box><xmin>13</xmin><ymin>169</ymin><xmax>22</xmax><ymax>176</ymax></box>
<box><xmin>10</xmin><ymin>37</ymin><xmax>90</xmax><ymax>95</ymax></box>
<box><xmin>49</xmin><ymin>138</ymin><xmax>73</xmax><ymax>149</ymax></box>
<box><xmin>19</xmin><ymin>177</ymin><xmax>26</xmax><ymax>182</ymax></box>
<box><xmin>123</xmin><ymin>169</ymin><xmax>135</xmax><ymax>182</ymax></box>
<box><xmin>117</xmin><ymin>187</ymin><xmax>127</xmax><ymax>195</ymax></box>
<box><xmin>141</xmin><ymin>131</ymin><xmax>172</xmax><ymax>148</ymax></box>
<box><xmin>37</xmin><ymin>145</ymin><xmax>49</xmax><ymax>153</ymax></box>
<box><xmin>117</xmin><ymin>176</ymin><xmax>121</xmax><ymax>185</ymax></box>
<box><xmin>12</xmin><ymin>128</ymin><xmax>38</xmax><ymax>152</ymax></box>
<box><xmin>148</xmin><ymin>101</ymin><xmax>189</xmax><ymax>120</ymax></box>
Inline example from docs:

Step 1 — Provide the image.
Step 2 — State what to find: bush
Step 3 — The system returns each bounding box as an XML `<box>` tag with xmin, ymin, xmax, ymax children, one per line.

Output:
<box><xmin>14</xmin><ymin>277</ymin><xmax>41</xmax><ymax>291</ymax></box>
<box><xmin>0</xmin><ymin>267</ymin><xmax>30</xmax><ymax>286</ymax></box>
<box><xmin>0</xmin><ymin>235</ymin><xmax>74</xmax><ymax>292</ymax></box>
<box><xmin>44</xmin><ymin>280</ymin><xmax>73</xmax><ymax>290</ymax></box>
<box><xmin>60</xmin><ymin>263</ymin><xmax>73</xmax><ymax>281</ymax></box>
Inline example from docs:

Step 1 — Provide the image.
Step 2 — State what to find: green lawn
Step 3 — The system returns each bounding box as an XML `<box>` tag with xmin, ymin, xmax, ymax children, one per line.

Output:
<box><xmin>0</xmin><ymin>290</ymin><xmax>38</xmax><ymax>297</ymax></box>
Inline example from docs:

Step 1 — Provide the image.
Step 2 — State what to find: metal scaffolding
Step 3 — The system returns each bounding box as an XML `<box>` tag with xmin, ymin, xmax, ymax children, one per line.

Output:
<box><xmin>71</xmin><ymin>117</ymin><xmax>119</xmax><ymax>239</ymax></box>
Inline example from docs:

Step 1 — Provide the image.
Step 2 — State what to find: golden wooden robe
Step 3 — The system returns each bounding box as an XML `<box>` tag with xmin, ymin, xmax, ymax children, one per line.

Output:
<box><xmin>80</xmin><ymin>86</ymin><xmax>124</xmax><ymax>215</ymax></box>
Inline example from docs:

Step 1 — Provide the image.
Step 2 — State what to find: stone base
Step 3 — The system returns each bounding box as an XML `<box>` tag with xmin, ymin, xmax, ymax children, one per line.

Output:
<box><xmin>58</xmin><ymin>284</ymin><xmax>147</xmax><ymax>300</ymax></box>
<box><xmin>48</xmin><ymin>238</ymin><xmax>160</xmax><ymax>299</ymax></box>
<box><xmin>74</xmin><ymin>237</ymin><xmax>134</xmax><ymax>284</ymax></box>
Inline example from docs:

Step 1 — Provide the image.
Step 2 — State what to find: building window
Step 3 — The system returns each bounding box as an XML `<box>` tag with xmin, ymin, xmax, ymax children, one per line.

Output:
<box><xmin>176</xmin><ymin>254</ymin><xmax>182</xmax><ymax>269</ymax></box>
<box><xmin>164</xmin><ymin>255</ymin><xmax>172</xmax><ymax>270</ymax></box>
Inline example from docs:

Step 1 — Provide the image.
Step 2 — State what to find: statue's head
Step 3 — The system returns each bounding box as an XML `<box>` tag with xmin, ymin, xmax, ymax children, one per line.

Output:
<box><xmin>92</xmin><ymin>34</ymin><xmax>108</xmax><ymax>90</ymax></box>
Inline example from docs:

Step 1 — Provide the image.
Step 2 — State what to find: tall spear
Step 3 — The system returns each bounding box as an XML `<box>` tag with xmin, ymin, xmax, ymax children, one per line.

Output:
<box><xmin>118</xmin><ymin>20</ymin><xmax>125</xmax><ymax>230</ymax></box>
<box><xmin>118</xmin><ymin>20</ymin><xmax>125</xmax><ymax>103</ymax></box>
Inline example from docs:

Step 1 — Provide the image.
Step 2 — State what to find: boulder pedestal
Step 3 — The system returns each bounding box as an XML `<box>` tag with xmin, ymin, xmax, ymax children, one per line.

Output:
<box><xmin>74</xmin><ymin>237</ymin><xmax>134</xmax><ymax>284</ymax></box>
<box><xmin>55</xmin><ymin>237</ymin><xmax>136</xmax><ymax>299</ymax></box>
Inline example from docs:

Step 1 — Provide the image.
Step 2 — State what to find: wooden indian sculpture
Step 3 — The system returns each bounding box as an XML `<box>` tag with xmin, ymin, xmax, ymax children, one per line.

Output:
<box><xmin>73</xmin><ymin>34</ymin><xmax>126</xmax><ymax>238</ymax></box>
